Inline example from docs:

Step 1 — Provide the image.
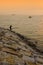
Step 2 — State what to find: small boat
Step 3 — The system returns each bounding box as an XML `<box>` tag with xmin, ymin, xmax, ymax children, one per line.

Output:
<box><xmin>12</xmin><ymin>14</ymin><xmax>16</xmax><ymax>16</ymax></box>
<box><xmin>28</xmin><ymin>16</ymin><xmax>32</xmax><ymax>18</ymax></box>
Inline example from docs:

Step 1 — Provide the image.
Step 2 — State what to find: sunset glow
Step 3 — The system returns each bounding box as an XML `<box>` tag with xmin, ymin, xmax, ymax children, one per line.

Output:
<box><xmin>0</xmin><ymin>0</ymin><xmax>43</xmax><ymax>15</ymax></box>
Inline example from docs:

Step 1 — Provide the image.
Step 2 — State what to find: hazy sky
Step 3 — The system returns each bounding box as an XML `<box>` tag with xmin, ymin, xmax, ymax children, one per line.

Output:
<box><xmin>0</xmin><ymin>0</ymin><xmax>43</xmax><ymax>15</ymax></box>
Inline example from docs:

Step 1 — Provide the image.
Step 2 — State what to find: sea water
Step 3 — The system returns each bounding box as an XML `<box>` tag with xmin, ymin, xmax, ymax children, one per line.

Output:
<box><xmin>0</xmin><ymin>14</ymin><xmax>43</xmax><ymax>41</ymax></box>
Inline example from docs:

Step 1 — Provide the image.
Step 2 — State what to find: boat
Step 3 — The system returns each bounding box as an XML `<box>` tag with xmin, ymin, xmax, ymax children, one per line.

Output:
<box><xmin>28</xmin><ymin>16</ymin><xmax>32</xmax><ymax>18</ymax></box>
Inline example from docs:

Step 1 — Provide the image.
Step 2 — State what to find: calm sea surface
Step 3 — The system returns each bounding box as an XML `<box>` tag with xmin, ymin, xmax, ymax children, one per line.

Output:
<box><xmin>0</xmin><ymin>15</ymin><xmax>43</xmax><ymax>41</ymax></box>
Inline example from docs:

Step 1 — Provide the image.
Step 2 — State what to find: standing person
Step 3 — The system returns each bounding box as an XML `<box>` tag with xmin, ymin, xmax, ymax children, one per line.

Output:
<box><xmin>10</xmin><ymin>25</ymin><xmax>12</xmax><ymax>31</ymax></box>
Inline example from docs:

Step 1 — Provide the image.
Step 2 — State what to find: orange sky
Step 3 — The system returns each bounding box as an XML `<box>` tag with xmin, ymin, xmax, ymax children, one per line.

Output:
<box><xmin>0</xmin><ymin>0</ymin><xmax>43</xmax><ymax>15</ymax></box>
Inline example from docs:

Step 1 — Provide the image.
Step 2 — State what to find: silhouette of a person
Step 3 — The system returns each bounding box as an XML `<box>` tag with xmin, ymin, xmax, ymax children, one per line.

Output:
<box><xmin>10</xmin><ymin>25</ymin><xmax>12</xmax><ymax>31</ymax></box>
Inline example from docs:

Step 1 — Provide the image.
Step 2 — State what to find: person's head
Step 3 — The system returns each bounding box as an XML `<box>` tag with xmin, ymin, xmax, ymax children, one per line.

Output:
<box><xmin>10</xmin><ymin>25</ymin><xmax>12</xmax><ymax>27</ymax></box>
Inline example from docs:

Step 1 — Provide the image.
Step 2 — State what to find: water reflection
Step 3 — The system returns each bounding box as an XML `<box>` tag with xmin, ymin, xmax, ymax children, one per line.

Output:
<box><xmin>0</xmin><ymin>15</ymin><xmax>43</xmax><ymax>41</ymax></box>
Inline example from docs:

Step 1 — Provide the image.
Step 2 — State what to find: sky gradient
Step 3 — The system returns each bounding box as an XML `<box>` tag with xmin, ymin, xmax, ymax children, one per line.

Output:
<box><xmin>0</xmin><ymin>0</ymin><xmax>43</xmax><ymax>15</ymax></box>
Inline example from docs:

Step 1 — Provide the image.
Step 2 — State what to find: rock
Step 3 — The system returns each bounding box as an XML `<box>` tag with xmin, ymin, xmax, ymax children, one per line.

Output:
<box><xmin>0</xmin><ymin>27</ymin><xmax>43</xmax><ymax>65</ymax></box>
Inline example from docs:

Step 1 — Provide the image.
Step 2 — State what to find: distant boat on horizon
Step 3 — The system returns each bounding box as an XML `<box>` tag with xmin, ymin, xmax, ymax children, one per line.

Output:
<box><xmin>28</xmin><ymin>16</ymin><xmax>32</xmax><ymax>18</ymax></box>
<box><xmin>11</xmin><ymin>14</ymin><xmax>16</xmax><ymax>16</ymax></box>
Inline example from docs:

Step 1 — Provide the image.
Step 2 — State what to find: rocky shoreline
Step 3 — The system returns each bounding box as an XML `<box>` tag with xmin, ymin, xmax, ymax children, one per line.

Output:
<box><xmin>0</xmin><ymin>27</ymin><xmax>43</xmax><ymax>65</ymax></box>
